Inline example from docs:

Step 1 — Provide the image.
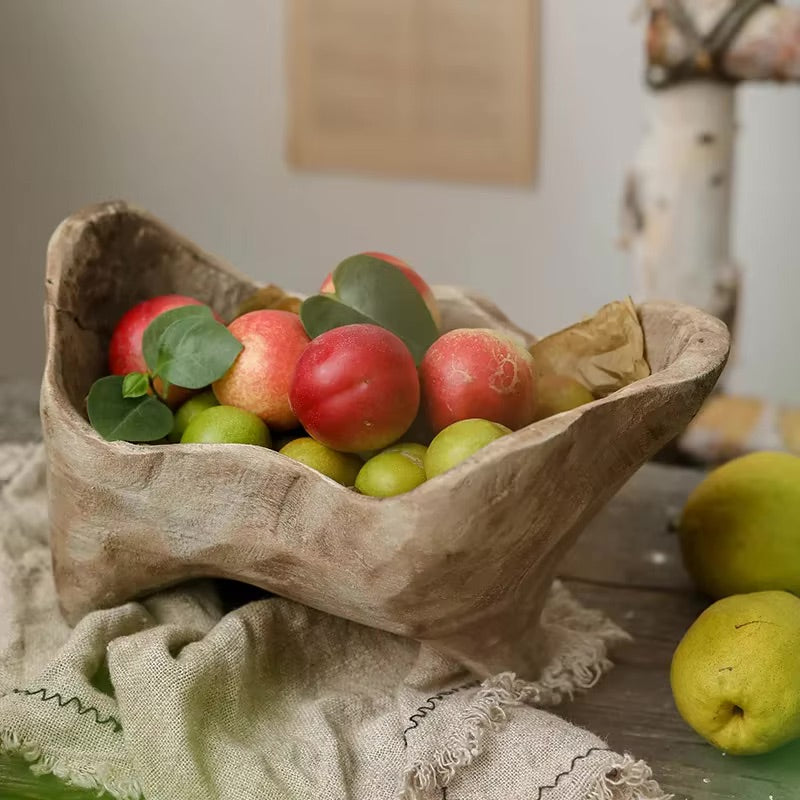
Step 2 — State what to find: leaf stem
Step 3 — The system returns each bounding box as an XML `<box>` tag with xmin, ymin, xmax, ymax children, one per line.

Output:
<box><xmin>148</xmin><ymin>372</ymin><xmax>169</xmax><ymax>401</ymax></box>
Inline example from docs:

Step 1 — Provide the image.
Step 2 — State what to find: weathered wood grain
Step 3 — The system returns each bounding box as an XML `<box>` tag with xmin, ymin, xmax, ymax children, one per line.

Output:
<box><xmin>40</xmin><ymin>202</ymin><xmax>729</xmax><ymax>678</ymax></box>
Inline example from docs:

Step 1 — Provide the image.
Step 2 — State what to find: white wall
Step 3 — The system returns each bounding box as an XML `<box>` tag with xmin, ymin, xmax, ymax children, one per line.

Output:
<box><xmin>731</xmin><ymin>77</ymin><xmax>800</xmax><ymax>402</ymax></box>
<box><xmin>1</xmin><ymin>1</ymin><xmax>799</xmax><ymax>403</ymax></box>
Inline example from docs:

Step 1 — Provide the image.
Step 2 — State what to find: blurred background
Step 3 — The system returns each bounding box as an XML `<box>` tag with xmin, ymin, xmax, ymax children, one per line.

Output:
<box><xmin>1</xmin><ymin>0</ymin><xmax>799</xmax><ymax>403</ymax></box>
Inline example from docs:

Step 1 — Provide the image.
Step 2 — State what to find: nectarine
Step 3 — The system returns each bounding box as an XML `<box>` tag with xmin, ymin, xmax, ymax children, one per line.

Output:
<box><xmin>290</xmin><ymin>324</ymin><xmax>420</xmax><ymax>453</ymax></box>
<box><xmin>109</xmin><ymin>294</ymin><xmax>208</xmax><ymax>375</ymax></box>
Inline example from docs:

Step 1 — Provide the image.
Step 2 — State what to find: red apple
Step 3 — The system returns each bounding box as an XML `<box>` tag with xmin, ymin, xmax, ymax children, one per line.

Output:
<box><xmin>213</xmin><ymin>310</ymin><xmax>310</xmax><ymax>430</ymax></box>
<box><xmin>420</xmin><ymin>328</ymin><xmax>538</xmax><ymax>433</ymax></box>
<box><xmin>290</xmin><ymin>324</ymin><xmax>420</xmax><ymax>453</ymax></box>
<box><xmin>109</xmin><ymin>294</ymin><xmax>211</xmax><ymax>407</ymax></box>
<box><xmin>320</xmin><ymin>252</ymin><xmax>441</xmax><ymax>328</ymax></box>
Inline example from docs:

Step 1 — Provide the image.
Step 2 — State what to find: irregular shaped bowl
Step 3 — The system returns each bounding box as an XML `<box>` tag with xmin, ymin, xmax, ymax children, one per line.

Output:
<box><xmin>41</xmin><ymin>202</ymin><xmax>729</xmax><ymax>676</ymax></box>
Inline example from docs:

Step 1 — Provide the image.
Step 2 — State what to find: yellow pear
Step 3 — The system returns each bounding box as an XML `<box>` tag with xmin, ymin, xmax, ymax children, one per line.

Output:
<box><xmin>533</xmin><ymin>373</ymin><xmax>594</xmax><ymax>421</ymax></box>
<box><xmin>671</xmin><ymin>590</ymin><xmax>800</xmax><ymax>755</ymax></box>
<box><xmin>679</xmin><ymin>451</ymin><xmax>800</xmax><ymax>598</ymax></box>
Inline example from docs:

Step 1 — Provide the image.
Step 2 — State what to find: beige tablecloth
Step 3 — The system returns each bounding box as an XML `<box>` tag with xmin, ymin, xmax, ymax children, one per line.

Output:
<box><xmin>0</xmin><ymin>443</ymin><xmax>668</xmax><ymax>800</ymax></box>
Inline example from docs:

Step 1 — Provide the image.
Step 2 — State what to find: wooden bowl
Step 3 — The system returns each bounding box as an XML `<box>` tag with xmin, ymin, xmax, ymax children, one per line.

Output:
<box><xmin>41</xmin><ymin>202</ymin><xmax>729</xmax><ymax>676</ymax></box>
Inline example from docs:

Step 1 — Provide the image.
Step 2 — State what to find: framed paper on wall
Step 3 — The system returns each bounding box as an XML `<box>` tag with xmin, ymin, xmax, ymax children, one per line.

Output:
<box><xmin>287</xmin><ymin>0</ymin><xmax>539</xmax><ymax>185</ymax></box>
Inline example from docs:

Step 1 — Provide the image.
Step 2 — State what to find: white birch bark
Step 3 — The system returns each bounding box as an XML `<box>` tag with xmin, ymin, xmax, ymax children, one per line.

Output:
<box><xmin>621</xmin><ymin>82</ymin><xmax>738</xmax><ymax>326</ymax></box>
<box><xmin>624</xmin><ymin>1</ymin><xmax>800</xmax><ymax>327</ymax></box>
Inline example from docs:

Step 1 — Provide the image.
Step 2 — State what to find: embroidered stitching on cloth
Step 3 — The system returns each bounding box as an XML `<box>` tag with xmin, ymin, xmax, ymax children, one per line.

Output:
<box><xmin>536</xmin><ymin>747</ymin><xmax>614</xmax><ymax>800</ymax></box>
<box><xmin>402</xmin><ymin>682</ymin><xmax>481</xmax><ymax>746</ymax></box>
<box><xmin>12</xmin><ymin>688</ymin><xmax>122</xmax><ymax>733</ymax></box>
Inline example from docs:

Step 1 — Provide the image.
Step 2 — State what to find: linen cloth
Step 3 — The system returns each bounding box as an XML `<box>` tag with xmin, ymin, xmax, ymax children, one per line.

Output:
<box><xmin>0</xmin><ymin>444</ymin><xmax>668</xmax><ymax>800</ymax></box>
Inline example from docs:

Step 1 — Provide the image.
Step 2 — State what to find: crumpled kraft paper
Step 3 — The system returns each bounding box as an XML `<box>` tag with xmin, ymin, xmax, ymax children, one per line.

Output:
<box><xmin>531</xmin><ymin>298</ymin><xmax>650</xmax><ymax>398</ymax></box>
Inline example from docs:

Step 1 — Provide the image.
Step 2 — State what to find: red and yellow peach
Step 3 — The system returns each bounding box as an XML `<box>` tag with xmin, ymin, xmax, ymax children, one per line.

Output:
<box><xmin>213</xmin><ymin>310</ymin><xmax>310</xmax><ymax>430</ymax></box>
<box><xmin>420</xmin><ymin>328</ymin><xmax>537</xmax><ymax>433</ymax></box>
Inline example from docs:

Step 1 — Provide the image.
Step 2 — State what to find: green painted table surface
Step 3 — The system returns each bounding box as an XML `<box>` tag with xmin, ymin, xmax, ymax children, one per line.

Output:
<box><xmin>1</xmin><ymin>378</ymin><xmax>797</xmax><ymax>799</ymax></box>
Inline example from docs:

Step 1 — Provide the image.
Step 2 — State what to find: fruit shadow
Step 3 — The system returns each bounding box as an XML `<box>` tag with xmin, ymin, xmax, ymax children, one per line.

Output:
<box><xmin>728</xmin><ymin>737</ymin><xmax>800</xmax><ymax>789</ymax></box>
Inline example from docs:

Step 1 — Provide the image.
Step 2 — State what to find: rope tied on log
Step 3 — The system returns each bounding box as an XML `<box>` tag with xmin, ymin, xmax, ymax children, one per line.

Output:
<box><xmin>647</xmin><ymin>0</ymin><xmax>776</xmax><ymax>88</ymax></box>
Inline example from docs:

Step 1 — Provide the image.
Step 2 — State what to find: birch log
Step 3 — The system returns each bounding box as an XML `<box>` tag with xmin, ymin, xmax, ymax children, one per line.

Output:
<box><xmin>623</xmin><ymin>0</ymin><xmax>800</xmax><ymax>330</ymax></box>
<box><xmin>622</xmin><ymin>82</ymin><xmax>738</xmax><ymax>326</ymax></box>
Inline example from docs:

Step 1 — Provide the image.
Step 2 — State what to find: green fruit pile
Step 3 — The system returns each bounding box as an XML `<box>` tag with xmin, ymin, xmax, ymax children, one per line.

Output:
<box><xmin>168</xmin><ymin>406</ymin><xmax>508</xmax><ymax>494</ymax></box>
<box><xmin>671</xmin><ymin>451</ymin><xmax>800</xmax><ymax>756</ymax></box>
<box><xmin>353</xmin><ymin>419</ymin><xmax>510</xmax><ymax>497</ymax></box>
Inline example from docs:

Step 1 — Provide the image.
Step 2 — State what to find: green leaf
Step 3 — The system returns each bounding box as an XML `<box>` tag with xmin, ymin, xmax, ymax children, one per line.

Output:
<box><xmin>142</xmin><ymin>304</ymin><xmax>212</xmax><ymax>374</ymax></box>
<box><xmin>122</xmin><ymin>372</ymin><xmax>150</xmax><ymax>398</ymax></box>
<box><xmin>154</xmin><ymin>315</ymin><xmax>243</xmax><ymax>389</ymax></box>
<box><xmin>301</xmin><ymin>255</ymin><xmax>439</xmax><ymax>363</ymax></box>
<box><xmin>87</xmin><ymin>375</ymin><xmax>174</xmax><ymax>442</ymax></box>
<box><xmin>300</xmin><ymin>294</ymin><xmax>375</xmax><ymax>340</ymax></box>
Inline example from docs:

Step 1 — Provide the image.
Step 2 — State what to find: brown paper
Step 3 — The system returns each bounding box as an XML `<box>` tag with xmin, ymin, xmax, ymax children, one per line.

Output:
<box><xmin>234</xmin><ymin>285</ymin><xmax>303</xmax><ymax>319</ymax></box>
<box><xmin>531</xmin><ymin>298</ymin><xmax>650</xmax><ymax>398</ymax></box>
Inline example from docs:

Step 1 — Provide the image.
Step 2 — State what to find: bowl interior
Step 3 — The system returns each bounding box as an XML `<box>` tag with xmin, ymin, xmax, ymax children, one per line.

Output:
<box><xmin>46</xmin><ymin>203</ymin><xmax>257</xmax><ymax>413</ymax></box>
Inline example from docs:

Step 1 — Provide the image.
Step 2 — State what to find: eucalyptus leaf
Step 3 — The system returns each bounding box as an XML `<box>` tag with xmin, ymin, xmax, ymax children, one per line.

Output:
<box><xmin>154</xmin><ymin>316</ymin><xmax>243</xmax><ymax>389</ymax></box>
<box><xmin>142</xmin><ymin>304</ymin><xmax>212</xmax><ymax>374</ymax></box>
<box><xmin>300</xmin><ymin>294</ymin><xmax>374</xmax><ymax>341</ymax></box>
<box><xmin>87</xmin><ymin>375</ymin><xmax>174</xmax><ymax>442</ymax></box>
<box><xmin>318</xmin><ymin>254</ymin><xmax>438</xmax><ymax>362</ymax></box>
<box><xmin>122</xmin><ymin>372</ymin><xmax>150</xmax><ymax>398</ymax></box>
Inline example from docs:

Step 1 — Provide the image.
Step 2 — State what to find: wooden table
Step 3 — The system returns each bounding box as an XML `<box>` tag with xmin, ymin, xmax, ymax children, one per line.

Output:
<box><xmin>1</xmin><ymin>378</ymin><xmax>797</xmax><ymax>799</ymax></box>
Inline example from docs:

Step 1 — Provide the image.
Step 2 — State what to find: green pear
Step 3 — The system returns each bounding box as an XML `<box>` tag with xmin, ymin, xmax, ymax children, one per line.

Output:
<box><xmin>671</xmin><ymin>590</ymin><xmax>800</xmax><ymax>755</ymax></box>
<box><xmin>169</xmin><ymin>389</ymin><xmax>219</xmax><ymax>443</ymax></box>
<box><xmin>679</xmin><ymin>451</ymin><xmax>800</xmax><ymax>598</ymax></box>
<box><xmin>533</xmin><ymin>373</ymin><xmax>594</xmax><ymax>421</ymax></box>
<box><xmin>181</xmin><ymin>405</ymin><xmax>270</xmax><ymax>447</ymax></box>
